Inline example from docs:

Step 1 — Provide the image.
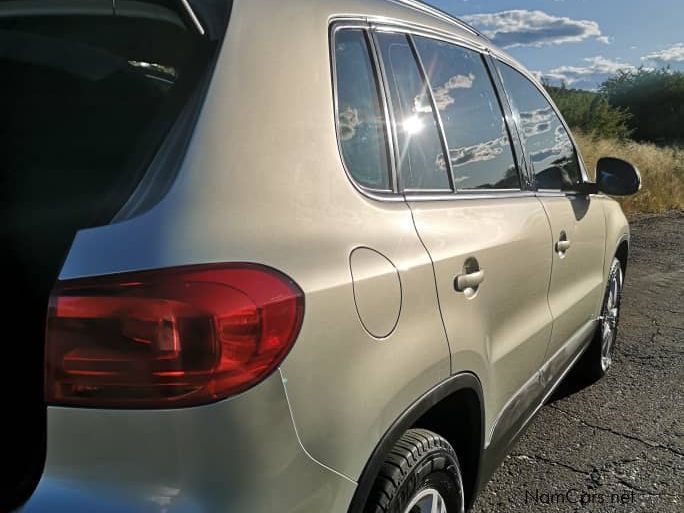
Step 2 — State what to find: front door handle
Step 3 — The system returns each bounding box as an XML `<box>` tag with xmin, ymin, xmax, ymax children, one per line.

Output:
<box><xmin>556</xmin><ymin>230</ymin><xmax>571</xmax><ymax>254</ymax></box>
<box><xmin>556</xmin><ymin>239</ymin><xmax>571</xmax><ymax>252</ymax></box>
<box><xmin>454</xmin><ymin>269</ymin><xmax>485</xmax><ymax>292</ymax></box>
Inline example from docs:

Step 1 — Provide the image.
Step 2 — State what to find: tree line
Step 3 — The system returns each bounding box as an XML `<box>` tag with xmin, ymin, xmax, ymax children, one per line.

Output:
<box><xmin>544</xmin><ymin>68</ymin><xmax>684</xmax><ymax>146</ymax></box>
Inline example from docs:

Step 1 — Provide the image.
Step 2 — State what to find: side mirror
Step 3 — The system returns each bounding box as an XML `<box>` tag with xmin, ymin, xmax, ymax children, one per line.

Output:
<box><xmin>596</xmin><ymin>157</ymin><xmax>641</xmax><ymax>196</ymax></box>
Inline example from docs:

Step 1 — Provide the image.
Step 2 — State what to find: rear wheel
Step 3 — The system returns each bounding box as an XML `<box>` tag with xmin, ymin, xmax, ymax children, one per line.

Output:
<box><xmin>364</xmin><ymin>429</ymin><xmax>464</xmax><ymax>513</ymax></box>
<box><xmin>576</xmin><ymin>257</ymin><xmax>624</xmax><ymax>382</ymax></box>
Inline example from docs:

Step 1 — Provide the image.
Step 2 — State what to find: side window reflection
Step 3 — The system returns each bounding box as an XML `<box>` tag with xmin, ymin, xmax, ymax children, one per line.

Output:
<box><xmin>414</xmin><ymin>36</ymin><xmax>520</xmax><ymax>190</ymax></box>
<box><xmin>376</xmin><ymin>32</ymin><xmax>450</xmax><ymax>191</ymax></box>
<box><xmin>497</xmin><ymin>63</ymin><xmax>581</xmax><ymax>190</ymax></box>
<box><xmin>334</xmin><ymin>29</ymin><xmax>391</xmax><ymax>190</ymax></box>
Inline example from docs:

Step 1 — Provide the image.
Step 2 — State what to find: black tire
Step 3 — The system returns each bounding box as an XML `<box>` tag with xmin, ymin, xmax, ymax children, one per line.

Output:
<box><xmin>574</xmin><ymin>257</ymin><xmax>624</xmax><ymax>383</ymax></box>
<box><xmin>364</xmin><ymin>428</ymin><xmax>464</xmax><ymax>513</ymax></box>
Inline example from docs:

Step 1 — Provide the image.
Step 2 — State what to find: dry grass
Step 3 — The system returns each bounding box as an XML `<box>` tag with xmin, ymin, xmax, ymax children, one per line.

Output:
<box><xmin>574</xmin><ymin>132</ymin><xmax>684</xmax><ymax>217</ymax></box>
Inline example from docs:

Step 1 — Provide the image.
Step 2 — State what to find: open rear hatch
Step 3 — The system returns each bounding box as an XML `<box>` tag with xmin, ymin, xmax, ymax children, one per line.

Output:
<box><xmin>0</xmin><ymin>1</ymin><xmax>231</xmax><ymax>509</ymax></box>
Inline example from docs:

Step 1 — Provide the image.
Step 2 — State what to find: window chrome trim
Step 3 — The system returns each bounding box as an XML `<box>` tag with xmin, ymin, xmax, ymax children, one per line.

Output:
<box><xmin>483</xmin><ymin>54</ymin><xmax>532</xmax><ymax>190</ymax></box>
<box><xmin>368</xmin><ymin>28</ymin><xmax>400</xmax><ymax>192</ymax></box>
<box><xmin>370</xmin><ymin>20</ymin><xmax>487</xmax><ymax>54</ymax></box>
<box><xmin>368</xmin><ymin>28</ymin><xmax>401</xmax><ymax>193</ymax></box>
<box><xmin>389</xmin><ymin>0</ymin><xmax>488</xmax><ymax>41</ymax></box>
<box><xmin>404</xmin><ymin>188</ymin><xmax>456</xmax><ymax>194</ymax></box>
<box><xmin>329</xmin><ymin>21</ymin><xmax>398</xmax><ymax>199</ymax></box>
<box><xmin>404</xmin><ymin>190</ymin><xmax>535</xmax><ymax>202</ymax></box>
<box><xmin>532</xmin><ymin>189</ymin><xmax>594</xmax><ymax>197</ymax></box>
<box><xmin>407</xmin><ymin>33</ymin><xmax>455</xmax><ymax>191</ymax></box>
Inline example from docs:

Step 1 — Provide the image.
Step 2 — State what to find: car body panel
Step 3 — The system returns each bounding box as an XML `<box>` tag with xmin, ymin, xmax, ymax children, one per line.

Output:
<box><xmin>536</xmin><ymin>194</ymin><xmax>607</xmax><ymax>360</ymax></box>
<box><xmin>19</xmin><ymin>373</ymin><xmax>357</xmax><ymax>513</ymax></box>
<box><xmin>407</xmin><ymin>196</ymin><xmax>554</xmax><ymax>437</ymax></box>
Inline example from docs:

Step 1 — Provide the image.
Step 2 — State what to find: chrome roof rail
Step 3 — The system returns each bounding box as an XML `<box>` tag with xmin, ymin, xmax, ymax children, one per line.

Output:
<box><xmin>390</xmin><ymin>0</ymin><xmax>489</xmax><ymax>42</ymax></box>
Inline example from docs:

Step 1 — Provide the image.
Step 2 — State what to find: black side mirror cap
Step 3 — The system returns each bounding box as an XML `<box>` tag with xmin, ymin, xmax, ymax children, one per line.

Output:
<box><xmin>596</xmin><ymin>157</ymin><xmax>642</xmax><ymax>196</ymax></box>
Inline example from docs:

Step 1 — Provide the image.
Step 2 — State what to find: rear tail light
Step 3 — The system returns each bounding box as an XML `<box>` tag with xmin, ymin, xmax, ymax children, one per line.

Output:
<box><xmin>45</xmin><ymin>264</ymin><xmax>304</xmax><ymax>408</ymax></box>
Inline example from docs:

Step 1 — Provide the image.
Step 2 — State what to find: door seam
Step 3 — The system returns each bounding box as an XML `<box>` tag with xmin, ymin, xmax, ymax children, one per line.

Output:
<box><xmin>535</xmin><ymin>195</ymin><xmax>558</xmax><ymax>364</ymax></box>
<box><xmin>404</xmin><ymin>196</ymin><xmax>454</xmax><ymax>374</ymax></box>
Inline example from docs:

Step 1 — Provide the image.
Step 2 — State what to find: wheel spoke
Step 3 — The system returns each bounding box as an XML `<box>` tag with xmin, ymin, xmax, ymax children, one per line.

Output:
<box><xmin>440</xmin><ymin>497</ymin><xmax>448</xmax><ymax>513</ymax></box>
<box><xmin>405</xmin><ymin>488</ymin><xmax>450</xmax><ymax>513</ymax></box>
<box><xmin>431</xmin><ymin>492</ymin><xmax>440</xmax><ymax>513</ymax></box>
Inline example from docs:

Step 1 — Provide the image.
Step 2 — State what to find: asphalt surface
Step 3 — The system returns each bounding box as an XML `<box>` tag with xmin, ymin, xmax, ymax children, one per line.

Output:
<box><xmin>472</xmin><ymin>211</ymin><xmax>683</xmax><ymax>513</ymax></box>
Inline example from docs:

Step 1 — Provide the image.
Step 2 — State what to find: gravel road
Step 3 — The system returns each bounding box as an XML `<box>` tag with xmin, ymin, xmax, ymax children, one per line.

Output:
<box><xmin>472</xmin><ymin>211</ymin><xmax>683</xmax><ymax>513</ymax></box>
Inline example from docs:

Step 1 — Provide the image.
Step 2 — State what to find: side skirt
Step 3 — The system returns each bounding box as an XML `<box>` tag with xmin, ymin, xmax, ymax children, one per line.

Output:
<box><xmin>475</xmin><ymin>319</ymin><xmax>597</xmax><ymax>496</ymax></box>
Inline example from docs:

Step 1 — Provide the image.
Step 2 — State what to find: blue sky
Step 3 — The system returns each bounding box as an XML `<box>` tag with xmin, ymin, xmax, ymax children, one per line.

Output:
<box><xmin>426</xmin><ymin>0</ymin><xmax>684</xmax><ymax>89</ymax></box>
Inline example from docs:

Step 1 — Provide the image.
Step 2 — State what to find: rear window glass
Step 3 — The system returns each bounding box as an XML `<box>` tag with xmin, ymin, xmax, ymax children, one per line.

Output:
<box><xmin>1</xmin><ymin>2</ymin><xmax>220</xmax><ymax>229</ymax></box>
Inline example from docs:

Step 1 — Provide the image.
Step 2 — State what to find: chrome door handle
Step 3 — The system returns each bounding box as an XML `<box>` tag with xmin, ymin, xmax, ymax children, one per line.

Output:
<box><xmin>556</xmin><ymin>239</ymin><xmax>571</xmax><ymax>252</ymax></box>
<box><xmin>454</xmin><ymin>269</ymin><xmax>485</xmax><ymax>292</ymax></box>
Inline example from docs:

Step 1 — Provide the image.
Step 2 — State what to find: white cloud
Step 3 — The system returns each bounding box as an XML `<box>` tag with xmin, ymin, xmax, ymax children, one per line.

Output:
<box><xmin>414</xmin><ymin>73</ymin><xmax>476</xmax><ymax>113</ymax></box>
<box><xmin>462</xmin><ymin>10</ymin><xmax>608</xmax><ymax>48</ymax></box>
<box><xmin>519</xmin><ymin>107</ymin><xmax>555</xmax><ymax>137</ymax></box>
<box><xmin>431</xmin><ymin>73</ymin><xmax>476</xmax><ymax>111</ymax></box>
<box><xmin>642</xmin><ymin>43</ymin><xmax>684</xmax><ymax>65</ymax></box>
<box><xmin>540</xmin><ymin>56</ymin><xmax>638</xmax><ymax>89</ymax></box>
<box><xmin>449</xmin><ymin>135</ymin><xmax>508</xmax><ymax>168</ymax></box>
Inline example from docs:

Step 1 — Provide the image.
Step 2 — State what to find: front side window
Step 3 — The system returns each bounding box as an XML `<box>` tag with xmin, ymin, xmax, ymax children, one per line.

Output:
<box><xmin>497</xmin><ymin>63</ymin><xmax>581</xmax><ymax>190</ymax></box>
<box><xmin>334</xmin><ymin>29</ymin><xmax>391</xmax><ymax>190</ymax></box>
<box><xmin>414</xmin><ymin>37</ymin><xmax>520</xmax><ymax>190</ymax></box>
<box><xmin>376</xmin><ymin>32</ymin><xmax>450</xmax><ymax>191</ymax></box>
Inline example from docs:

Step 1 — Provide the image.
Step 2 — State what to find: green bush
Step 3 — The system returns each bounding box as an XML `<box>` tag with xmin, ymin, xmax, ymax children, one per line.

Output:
<box><xmin>601</xmin><ymin>68</ymin><xmax>684</xmax><ymax>146</ymax></box>
<box><xmin>544</xmin><ymin>83</ymin><xmax>633</xmax><ymax>140</ymax></box>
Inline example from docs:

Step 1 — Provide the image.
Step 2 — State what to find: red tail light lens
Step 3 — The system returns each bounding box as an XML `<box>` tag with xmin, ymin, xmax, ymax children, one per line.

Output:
<box><xmin>45</xmin><ymin>264</ymin><xmax>304</xmax><ymax>408</ymax></box>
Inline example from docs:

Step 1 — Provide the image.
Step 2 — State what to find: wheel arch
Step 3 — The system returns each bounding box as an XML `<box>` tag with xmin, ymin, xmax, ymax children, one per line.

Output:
<box><xmin>347</xmin><ymin>372</ymin><xmax>484</xmax><ymax>513</ymax></box>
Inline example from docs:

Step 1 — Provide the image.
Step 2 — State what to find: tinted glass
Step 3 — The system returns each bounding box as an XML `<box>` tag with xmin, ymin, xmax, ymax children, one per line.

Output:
<box><xmin>376</xmin><ymin>32</ymin><xmax>450</xmax><ymax>190</ymax></box>
<box><xmin>334</xmin><ymin>29</ymin><xmax>391</xmax><ymax>190</ymax></box>
<box><xmin>414</xmin><ymin>37</ymin><xmax>519</xmax><ymax>189</ymax></box>
<box><xmin>498</xmin><ymin>63</ymin><xmax>581</xmax><ymax>190</ymax></box>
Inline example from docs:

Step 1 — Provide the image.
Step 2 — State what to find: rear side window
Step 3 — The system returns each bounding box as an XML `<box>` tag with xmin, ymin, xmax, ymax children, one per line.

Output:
<box><xmin>414</xmin><ymin>37</ymin><xmax>519</xmax><ymax>190</ymax></box>
<box><xmin>334</xmin><ymin>29</ymin><xmax>391</xmax><ymax>191</ymax></box>
<box><xmin>497</xmin><ymin>63</ymin><xmax>581</xmax><ymax>190</ymax></box>
<box><xmin>376</xmin><ymin>32</ymin><xmax>450</xmax><ymax>191</ymax></box>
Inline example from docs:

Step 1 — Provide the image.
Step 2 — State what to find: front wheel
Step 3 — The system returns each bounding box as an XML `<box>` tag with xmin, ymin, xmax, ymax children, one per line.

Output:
<box><xmin>577</xmin><ymin>257</ymin><xmax>624</xmax><ymax>382</ymax></box>
<box><xmin>364</xmin><ymin>429</ymin><xmax>464</xmax><ymax>513</ymax></box>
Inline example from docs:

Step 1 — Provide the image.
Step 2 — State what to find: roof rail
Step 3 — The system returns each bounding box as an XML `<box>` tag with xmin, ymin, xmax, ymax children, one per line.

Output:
<box><xmin>390</xmin><ymin>0</ymin><xmax>489</xmax><ymax>41</ymax></box>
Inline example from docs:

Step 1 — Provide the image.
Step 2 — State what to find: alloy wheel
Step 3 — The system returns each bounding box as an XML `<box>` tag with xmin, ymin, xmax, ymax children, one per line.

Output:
<box><xmin>405</xmin><ymin>488</ymin><xmax>449</xmax><ymax>513</ymax></box>
<box><xmin>600</xmin><ymin>264</ymin><xmax>623</xmax><ymax>372</ymax></box>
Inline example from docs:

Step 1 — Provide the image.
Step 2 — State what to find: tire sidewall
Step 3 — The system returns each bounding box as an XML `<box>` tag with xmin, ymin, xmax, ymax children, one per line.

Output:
<box><xmin>390</xmin><ymin>453</ymin><xmax>463</xmax><ymax>513</ymax></box>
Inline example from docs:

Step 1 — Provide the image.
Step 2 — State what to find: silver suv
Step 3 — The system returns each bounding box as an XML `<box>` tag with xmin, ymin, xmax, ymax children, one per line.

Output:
<box><xmin>5</xmin><ymin>1</ymin><xmax>640</xmax><ymax>512</ymax></box>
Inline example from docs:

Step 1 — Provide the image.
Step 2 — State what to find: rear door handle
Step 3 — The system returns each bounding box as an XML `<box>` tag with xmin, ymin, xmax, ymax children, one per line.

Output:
<box><xmin>454</xmin><ymin>269</ymin><xmax>485</xmax><ymax>292</ymax></box>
